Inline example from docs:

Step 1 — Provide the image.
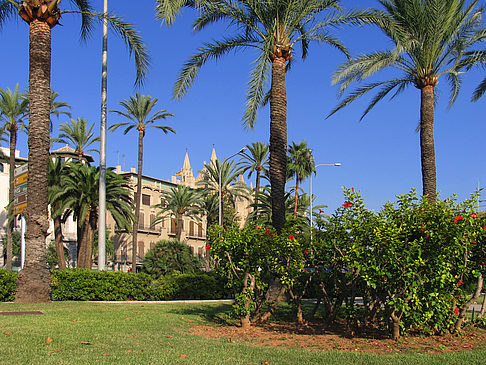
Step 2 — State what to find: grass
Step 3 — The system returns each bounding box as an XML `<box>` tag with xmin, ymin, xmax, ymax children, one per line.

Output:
<box><xmin>0</xmin><ymin>301</ymin><xmax>486</xmax><ymax>364</ymax></box>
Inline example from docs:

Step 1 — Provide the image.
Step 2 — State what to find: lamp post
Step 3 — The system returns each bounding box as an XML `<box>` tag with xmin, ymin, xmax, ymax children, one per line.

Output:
<box><xmin>310</xmin><ymin>162</ymin><xmax>341</xmax><ymax>243</ymax></box>
<box><xmin>219</xmin><ymin>148</ymin><xmax>246</xmax><ymax>226</ymax></box>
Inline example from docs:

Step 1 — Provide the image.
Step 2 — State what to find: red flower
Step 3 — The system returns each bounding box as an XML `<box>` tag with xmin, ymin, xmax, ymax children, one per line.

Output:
<box><xmin>452</xmin><ymin>298</ymin><xmax>455</xmax><ymax>303</ymax></box>
<box><xmin>471</xmin><ymin>213</ymin><xmax>478</xmax><ymax>218</ymax></box>
<box><xmin>458</xmin><ymin>279</ymin><xmax>464</xmax><ymax>286</ymax></box>
<box><xmin>265</xmin><ymin>227</ymin><xmax>269</xmax><ymax>235</ymax></box>
<box><xmin>304</xmin><ymin>250</ymin><xmax>309</xmax><ymax>255</ymax></box>
<box><xmin>420</xmin><ymin>228</ymin><xmax>425</xmax><ymax>233</ymax></box>
<box><xmin>454</xmin><ymin>215</ymin><xmax>464</xmax><ymax>223</ymax></box>
<box><xmin>454</xmin><ymin>307</ymin><xmax>459</xmax><ymax>316</ymax></box>
<box><xmin>483</xmin><ymin>226</ymin><xmax>486</xmax><ymax>230</ymax></box>
<box><xmin>205</xmin><ymin>245</ymin><xmax>211</xmax><ymax>250</ymax></box>
<box><xmin>255</xmin><ymin>225</ymin><xmax>261</xmax><ymax>229</ymax></box>
<box><xmin>318</xmin><ymin>208</ymin><xmax>323</xmax><ymax>213</ymax></box>
<box><xmin>289</xmin><ymin>235</ymin><xmax>295</xmax><ymax>240</ymax></box>
<box><xmin>342</xmin><ymin>201</ymin><xmax>352</xmax><ymax>209</ymax></box>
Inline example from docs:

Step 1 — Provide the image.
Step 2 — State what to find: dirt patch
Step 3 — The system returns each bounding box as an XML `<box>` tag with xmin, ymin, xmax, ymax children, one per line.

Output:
<box><xmin>190</xmin><ymin>320</ymin><xmax>486</xmax><ymax>354</ymax></box>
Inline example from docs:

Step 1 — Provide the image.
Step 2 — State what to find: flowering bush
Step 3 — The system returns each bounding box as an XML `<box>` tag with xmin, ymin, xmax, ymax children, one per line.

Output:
<box><xmin>313</xmin><ymin>188</ymin><xmax>486</xmax><ymax>339</ymax></box>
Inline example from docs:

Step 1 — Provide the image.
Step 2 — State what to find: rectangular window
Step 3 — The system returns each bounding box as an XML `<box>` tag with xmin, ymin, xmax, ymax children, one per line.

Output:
<box><xmin>142</xmin><ymin>194</ymin><xmax>150</xmax><ymax>206</ymax></box>
<box><xmin>138</xmin><ymin>241</ymin><xmax>145</xmax><ymax>258</ymax></box>
<box><xmin>171</xmin><ymin>218</ymin><xmax>176</xmax><ymax>234</ymax></box>
<box><xmin>198</xmin><ymin>223</ymin><xmax>203</xmax><ymax>237</ymax></box>
<box><xmin>138</xmin><ymin>212</ymin><xmax>144</xmax><ymax>229</ymax></box>
<box><xmin>190</xmin><ymin>221</ymin><xmax>195</xmax><ymax>236</ymax></box>
<box><xmin>150</xmin><ymin>214</ymin><xmax>156</xmax><ymax>228</ymax></box>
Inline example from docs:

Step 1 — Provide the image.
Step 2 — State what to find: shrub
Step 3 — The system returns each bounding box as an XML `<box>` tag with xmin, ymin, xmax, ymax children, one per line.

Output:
<box><xmin>163</xmin><ymin>271</ymin><xmax>228</xmax><ymax>300</ymax></box>
<box><xmin>142</xmin><ymin>240</ymin><xmax>203</xmax><ymax>278</ymax></box>
<box><xmin>0</xmin><ymin>269</ymin><xmax>17</xmax><ymax>302</ymax></box>
<box><xmin>51</xmin><ymin>269</ymin><xmax>155</xmax><ymax>301</ymax></box>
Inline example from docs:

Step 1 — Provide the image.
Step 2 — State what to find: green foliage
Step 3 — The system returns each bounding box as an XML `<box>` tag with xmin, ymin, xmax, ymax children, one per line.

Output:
<box><xmin>158</xmin><ymin>272</ymin><xmax>228</xmax><ymax>300</ymax></box>
<box><xmin>51</xmin><ymin>269</ymin><xmax>156</xmax><ymax>301</ymax></box>
<box><xmin>141</xmin><ymin>240</ymin><xmax>202</xmax><ymax>279</ymax></box>
<box><xmin>1</xmin><ymin>231</ymin><xmax>20</xmax><ymax>258</ymax></box>
<box><xmin>313</xmin><ymin>188</ymin><xmax>486</xmax><ymax>337</ymax></box>
<box><xmin>0</xmin><ymin>269</ymin><xmax>17</xmax><ymax>302</ymax></box>
<box><xmin>207</xmin><ymin>223</ymin><xmax>307</xmax><ymax>319</ymax></box>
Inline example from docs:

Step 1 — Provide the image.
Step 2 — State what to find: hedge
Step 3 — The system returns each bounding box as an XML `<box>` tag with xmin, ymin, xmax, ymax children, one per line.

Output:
<box><xmin>0</xmin><ymin>269</ymin><xmax>229</xmax><ymax>302</ymax></box>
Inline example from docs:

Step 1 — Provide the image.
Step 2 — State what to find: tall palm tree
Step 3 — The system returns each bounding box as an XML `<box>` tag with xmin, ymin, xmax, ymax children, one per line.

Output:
<box><xmin>0</xmin><ymin>84</ymin><xmax>28</xmax><ymax>271</ymax></box>
<box><xmin>164</xmin><ymin>0</ymin><xmax>378</xmax><ymax>232</ymax></box>
<box><xmin>54</xmin><ymin>163</ymin><xmax>134</xmax><ymax>268</ymax></box>
<box><xmin>48</xmin><ymin>157</ymin><xmax>67</xmax><ymax>269</ymax></box>
<box><xmin>0</xmin><ymin>0</ymin><xmax>149</xmax><ymax>303</ymax></box>
<box><xmin>109</xmin><ymin>94</ymin><xmax>175</xmax><ymax>270</ymax></box>
<box><xmin>52</xmin><ymin>117</ymin><xmax>100</xmax><ymax>161</ymax></box>
<box><xmin>287</xmin><ymin>141</ymin><xmax>314</xmax><ymax>219</ymax></box>
<box><xmin>197</xmin><ymin>158</ymin><xmax>248</xmax><ymax>226</ymax></box>
<box><xmin>329</xmin><ymin>0</ymin><xmax>484</xmax><ymax>202</ymax></box>
<box><xmin>153</xmin><ymin>185</ymin><xmax>202</xmax><ymax>241</ymax></box>
<box><xmin>239</xmin><ymin>142</ymin><xmax>269</xmax><ymax>214</ymax></box>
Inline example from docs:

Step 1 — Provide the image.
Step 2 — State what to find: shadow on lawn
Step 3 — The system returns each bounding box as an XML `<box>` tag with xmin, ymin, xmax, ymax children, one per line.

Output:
<box><xmin>164</xmin><ymin>302</ymin><xmax>235</xmax><ymax>325</ymax></box>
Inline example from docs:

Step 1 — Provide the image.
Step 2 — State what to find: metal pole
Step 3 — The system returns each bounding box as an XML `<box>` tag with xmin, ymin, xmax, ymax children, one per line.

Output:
<box><xmin>218</xmin><ymin>148</ymin><xmax>246</xmax><ymax>227</ymax></box>
<box><xmin>98</xmin><ymin>0</ymin><xmax>108</xmax><ymax>271</ymax></box>
<box><xmin>218</xmin><ymin>163</ymin><xmax>222</xmax><ymax>226</ymax></box>
<box><xmin>310</xmin><ymin>163</ymin><xmax>341</xmax><ymax>244</ymax></box>
<box><xmin>20</xmin><ymin>215</ymin><xmax>26</xmax><ymax>269</ymax></box>
<box><xmin>310</xmin><ymin>173</ymin><xmax>313</xmax><ymax>243</ymax></box>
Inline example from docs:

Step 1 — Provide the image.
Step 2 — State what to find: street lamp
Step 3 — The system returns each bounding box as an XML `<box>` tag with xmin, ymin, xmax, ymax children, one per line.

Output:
<box><xmin>310</xmin><ymin>162</ymin><xmax>341</xmax><ymax>243</ymax></box>
<box><xmin>219</xmin><ymin>147</ymin><xmax>247</xmax><ymax>226</ymax></box>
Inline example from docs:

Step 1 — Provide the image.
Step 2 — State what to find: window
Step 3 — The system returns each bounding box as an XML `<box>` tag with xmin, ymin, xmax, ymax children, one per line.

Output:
<box><xmin>142</xmin><ymin>194</ymin><xmax>150</xmax><ymax>206</ymax></box>
<box><xmin>150</xmin><ymin>214</ymin><xmax>156</xmax><ymax>228</ymax></box>
<box><xmin>198</xmin><ymin>223</ymin><xmax>203</xmax><ymax>237</ymax></box>
<box><xmin>138</xmin><ymin>212</ymin><xmax>144</xmax><ymax>229</ymax></box>
<box><xmin>171</xmin><ymin>218</ymin><xmax>176</xmax><ymax>233</ymax></box>
<box><xmin>138</xmin><ymin>241</ymin><xmax>145</xmax><ymax>257</ymax></box>
<box><xmin>0</xmin><ymin>163</ymin><xmax>3</xmax><ymax>173</ymax></box>
<box><xmin>189</xmin><ymin>221</ymin><xmax>195</xmax><ymax>236</ymax></box>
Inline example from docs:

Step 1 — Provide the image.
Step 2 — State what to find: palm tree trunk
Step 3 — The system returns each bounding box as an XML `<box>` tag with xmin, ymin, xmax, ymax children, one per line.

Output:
<box><xmin>293</xmin><ymin>172</ymin><xmax>300</xmax><ymax>219</ymax></box>
<box><xmin>254</xmin><ymin>169</ymin><xmax>261</xmax><ymax>215</ymax></box>
<box><xmin>16</xmin><ymin>19</ymin><xmax>52</xmax><ymax>302</ymax></box>
<box><xmin>420</xmin><ymin>85</ymin><xmax>436</xmax><ymax>203</ymax></box>
<box><xmin>269</xmin><ymin>57</ymin><xmax>287</xmax><ymax>233</ymax></box>
<box><xmin>176</xmin><ymin>212</ymin><xmax>183</xmax><ymax>241</ymax></box>
<box><xmin>131</xmin><ymin>130</ymin><xmax>144</xmax><ymax>270</ymax></box>
<box><xmin>52</xmin><ymin>207</ymin><xmax>66</xmax><ymax>269</ymax></box>
<box><xmin>6</xmin><ymin>127</ymin><xmax>17</xmax><ymax>270</ymax></box>
<box><xmin>77</xmin><ymin>214</ymin><xmax>91</xmax><ymax>268</ymax></box>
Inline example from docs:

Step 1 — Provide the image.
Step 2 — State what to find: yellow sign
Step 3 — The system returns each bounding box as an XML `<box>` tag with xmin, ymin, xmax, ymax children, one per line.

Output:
<box><xmin>14</xmin><ymin>173</ymin><xmax>28</xmax><ymax>186</ymax></box>
<box><xmin>14</xmin><ymin>202</ymin><xmax>27</xmax><ymax>215</ymax></box>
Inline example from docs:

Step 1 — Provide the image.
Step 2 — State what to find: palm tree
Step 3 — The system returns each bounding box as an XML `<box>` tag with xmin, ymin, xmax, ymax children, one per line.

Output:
<box><xmin>153</xmin><ymin>185</ymin><xmax>202</xmax><ymax>241</ymax></box>
<box><xmin>239</xmin><ymin>142</ymin><xmax>269</xmax><ymax>214</ymax></box>
<box><xmin>52</xmin><ymin>117</ymin><xmax>100</xmax><ymax>161</ymax></box>
<box><xmin>0</xmin><ymin>0</ymin><xmax>149</xmax><ymax>303</ymax></box>
<box><xmin>0</xmin><ymin>84</ymin><xmax>28</xmax><ymax>271</ymax></box>
<box><xmin>287</xmin><ymin>141</ymin><xmax>314</xmax><ymax>219</ymax></box>
<box><xmin>329</xmin><ymin>0</ymin><xmax>484</xmax><ymax>202</ymax></box>
<box><xmin>197</xmin><ymin>158</ymin><xmax>248</xmax><ymax>226</ymax></box>
<box><xmin>109</xmin><ymin>94</ymin><xmax>175</xmax><ymax>270</ymax></box>
<box><xmin>48</xmin><ymin>157</ymin><xmax>67</xmax><ymax>269</ymax></box>
<box><xmin>164</xmin><ymin>0</ymin><xmax>377</xmax><ymax>232</ymax></box>
<box><xmin>54</xmin><ymin>163</ymin><xmax>134</xmax><ymax>268</ymax></box>
<box><xmin>49</xmin><ymin>91</ymin><xmax>71</xmax><ymax>132</ymax></box>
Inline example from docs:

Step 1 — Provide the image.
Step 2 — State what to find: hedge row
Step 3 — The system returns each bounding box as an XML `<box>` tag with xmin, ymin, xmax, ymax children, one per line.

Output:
<box><xmin>0</xmin><ymin>269</ymin><xmax>230</xmax><ymax>302</ymax></box>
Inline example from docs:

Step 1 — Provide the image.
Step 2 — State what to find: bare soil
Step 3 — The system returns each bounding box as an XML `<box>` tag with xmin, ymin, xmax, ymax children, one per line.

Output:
<box><xmin>190</xmin><ymin>320</ymin><xmax>486</xmax><ymax>354</ymax></box>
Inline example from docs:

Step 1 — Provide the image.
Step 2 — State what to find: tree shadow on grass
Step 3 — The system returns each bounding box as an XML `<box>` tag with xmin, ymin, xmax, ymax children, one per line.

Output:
<box><xmin>164</xmin><ymin>302</ymin><xmax>235</xmax><ymax>325</ymax></box>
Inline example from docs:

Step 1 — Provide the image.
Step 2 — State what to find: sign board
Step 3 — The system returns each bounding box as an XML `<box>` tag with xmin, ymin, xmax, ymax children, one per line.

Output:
<box><xmin>13</xmin><ymin>164</ymin><xmax>27</xmax><ymax>215</ymax></box>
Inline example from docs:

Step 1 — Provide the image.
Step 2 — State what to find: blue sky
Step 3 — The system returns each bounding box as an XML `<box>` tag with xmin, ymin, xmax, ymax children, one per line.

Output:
<box><xmin>1</xmin><ymin>0</ymin><xmax>486</xmax><ymax>214</ymax></box>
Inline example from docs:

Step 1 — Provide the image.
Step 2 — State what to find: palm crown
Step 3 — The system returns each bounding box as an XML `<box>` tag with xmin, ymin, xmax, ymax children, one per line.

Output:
<box><xmin>53</xmin><ymin>117</ymin><xmax>100</xmax><ymax>159</ymax></box>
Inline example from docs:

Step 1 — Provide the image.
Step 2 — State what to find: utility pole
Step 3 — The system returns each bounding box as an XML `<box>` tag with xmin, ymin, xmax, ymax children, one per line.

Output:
<box><xmin>98</xmin><ymin>0</ymin><xmax>108</xmax><ymax>270</ymax></box>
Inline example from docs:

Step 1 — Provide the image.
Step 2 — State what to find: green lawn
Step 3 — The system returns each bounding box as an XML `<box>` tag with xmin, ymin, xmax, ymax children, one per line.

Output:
<box><xmin>0</xmin><ymin>302</ymin><xmax>485</xmax><ymax>365</ymax></box>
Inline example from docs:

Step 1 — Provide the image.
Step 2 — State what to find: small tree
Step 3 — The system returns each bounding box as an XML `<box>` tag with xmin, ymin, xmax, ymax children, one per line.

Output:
<box><xmin>142</xmin><ymin>240</ymin><xmax>202</xmax><ymax>279</ymax></box>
